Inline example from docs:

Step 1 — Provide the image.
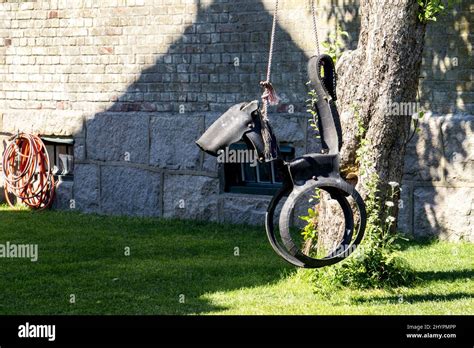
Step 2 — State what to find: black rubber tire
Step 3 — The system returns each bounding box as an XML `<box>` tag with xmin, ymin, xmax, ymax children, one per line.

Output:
<box><xmin>266</xmin><ymin>177</ymin><xmax>366</xmax><ymax>268</ymax></box>
<box><xmin>265</xmin><ymin>185</ymin><xmax>307</xmax><ymax>268</ymax></box>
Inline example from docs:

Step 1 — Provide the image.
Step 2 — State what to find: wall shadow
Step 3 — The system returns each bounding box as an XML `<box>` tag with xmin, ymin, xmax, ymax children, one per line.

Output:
<box><xmin>77</xmin><ymin>0</ymin><xmax>315</xmax><ymax>218</ymax></box>
<box><xmin>407</xmin><ymin>4</ymin><xmax>473</xmax><ymax>240</ymax></box>
<box><xmin>326</xmin><ymin>0</ymin><xmax>359</xmax><ymax>50</ymax></box>
<box><xmin>420</xmin><ymin>2</ymin><xmax>472</xmax><ymax>114</ymax></box>
<box><xmin>402</xmin><ymin>115</ymin><xmax>473</xmax><ymax>240</ymax></box>
<box><xmin>95</xmin><ymin>0</ymin><xmax>312</xmax><ymax>116</ymax></box>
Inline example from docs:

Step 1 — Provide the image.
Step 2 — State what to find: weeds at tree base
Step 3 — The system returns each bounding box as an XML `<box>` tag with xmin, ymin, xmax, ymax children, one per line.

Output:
<box><xmin>301</xmin><ymin>104</ymin><xmax>418</xmax><ymax>294</ymax></box>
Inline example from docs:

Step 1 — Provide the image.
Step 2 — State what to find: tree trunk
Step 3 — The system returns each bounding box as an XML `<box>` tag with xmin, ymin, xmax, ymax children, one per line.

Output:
<box><xmin>337</xmin><ymin>0</ymin><xmax>426</xmax><ymax>201</ymax></box>
<box><xmin>315</xmin><ymin>0</ymin><xmax>426</xmax><ymax>253</ymax></box>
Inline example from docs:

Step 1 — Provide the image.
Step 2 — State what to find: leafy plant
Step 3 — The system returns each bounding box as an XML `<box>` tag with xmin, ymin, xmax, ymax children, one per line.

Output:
<box><xmin>306</xmin><ymin>85</ymin><xmax>320</xmax><ymax>137</ymax></box>
<box><xmin>300</xmin><ymin>207</ymin><xmax>319</xmax><ymax>241</ymax></box>
<box><xmin>417</xmin><ymin>0</ymin><xmax>460</xmax><ymax>22</ymax></box>
<box><xmin>321</xmin><ymin>25</ymin><xmax>349</xmax><ymax>63</ymax></box>
<box><xmin>329</xmin><ymin>178</ymin><xmax>416</xmax><ymax>290</ymax></box>
<box><xmin>299</xmin><ymin>188</ymin><xmax>321</xmax><ymax>242</ymax></box>
<box><xmin>298</xmin><ymin>89</ymin><xmax>324</xmax><ymax>255</ymax></box>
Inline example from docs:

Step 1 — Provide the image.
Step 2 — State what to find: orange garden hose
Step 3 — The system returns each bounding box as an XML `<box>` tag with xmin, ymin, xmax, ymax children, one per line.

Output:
<box><xmin>2</xmin><ymin>133</ymin><xmax>55</xmax><ymax>210</ymax></box>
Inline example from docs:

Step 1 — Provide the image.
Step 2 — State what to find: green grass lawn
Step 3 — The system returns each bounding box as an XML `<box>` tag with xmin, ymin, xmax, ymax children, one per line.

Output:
<box><xmin>0</xmin><ymin>206</ymin><xmax>472</xmax><ymax>315</ymax></box>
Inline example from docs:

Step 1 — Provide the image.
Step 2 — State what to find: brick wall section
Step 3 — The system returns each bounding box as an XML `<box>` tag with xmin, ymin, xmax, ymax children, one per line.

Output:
<box><xmin>0</xmin><ymin>0</ymin><xmax>472</xmax><ymax>240</ymax></box>
<box><xmin>0</xmin><ymin>0</ymin><xmax>471</xmax><ymax>115</ymax></box>
<box><xmin>0</xmin><ymin>0</ymin><xmax>322</xmax><ymax>116</ymax></box>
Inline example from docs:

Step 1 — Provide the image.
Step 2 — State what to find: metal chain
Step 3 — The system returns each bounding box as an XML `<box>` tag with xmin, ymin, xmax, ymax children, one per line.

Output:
<box><xmin>311</xmin><ymin>0</ymin><xmax>321</xmax><ymax>56</ymax></box>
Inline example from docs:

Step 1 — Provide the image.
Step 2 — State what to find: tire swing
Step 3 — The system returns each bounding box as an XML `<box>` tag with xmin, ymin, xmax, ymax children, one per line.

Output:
<box><xmin>196</xmin><ymin>0</ymin><xmax>366</xmax><ymax>268</ymax></box>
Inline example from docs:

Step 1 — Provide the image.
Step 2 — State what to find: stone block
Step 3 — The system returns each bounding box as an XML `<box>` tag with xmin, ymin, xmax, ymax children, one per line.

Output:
<box><xmin>2</xmin><ymin>111</ymin><xmax>84</xmax><ymax>137</ymax></box>
<box><xmin>100</xmin><ymin>165</ymin><xmax>161</xmax><ymax>217</ymax></box>
<box><xmin>441</xmin><ymin>115</ymin><xmax>474</xmax><ymax>182</ymax></box>
<box><xmin>163</xmin><ymin>174</ymin><xmax>219</xmax><ymax>221</ymax></box>
<box><xmin>220</xmin><ymin>194</ymin><xmax>272</xmax><ymax>225</ymax></box>
<box><xmin>52</xmin><ymin>179</ymin><xmax>73</xmax><ymax>210</ymax></box>
<box><xmin>404</xmin><ymin>116</ymin><xmax>444</xmax><ymax>181</ymax></box>
<box><xmin>413</xmin><ymin>186</ymin><xmax>473</xmax><ymax>242</ymax></box>
<box><xmin>73</xmin><ymin>164</ymin><xmax>100</xmax><ymax>213</ymax></box>
<box><xmin>271</xmin><ymin>113</ymin><xmax>306</xmax><ymax>144</ymax></box>
<box><xmin>150</xmin><ymin>114</ymin><xmax>203</xmax><ymax>170</ymax></box>
<box><xmin>397</xmin><ymin>182</ymin><xmax>413</xmax><ymax>235</ymax></box>
<box><xmin>86</xmin><ymin>112</ymin><xmax>149</xmax><ymax>164</ymax></box>
<box><xmin>73</xmin><ymin>137</ymin><xmax>86</xmax><ymax>162</ymax></box>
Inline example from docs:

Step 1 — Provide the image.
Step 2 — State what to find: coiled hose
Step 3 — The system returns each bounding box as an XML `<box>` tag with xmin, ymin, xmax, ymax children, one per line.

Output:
<box><xmin>2</xmin><ymin>133</ymin><xmax>55</xmax><ymax>210</ymax></box>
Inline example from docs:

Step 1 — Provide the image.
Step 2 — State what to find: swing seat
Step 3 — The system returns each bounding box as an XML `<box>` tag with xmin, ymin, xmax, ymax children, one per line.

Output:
<box><xmin>308</xmin><ymin>54</ymin><xmax>343</xmax><ymax>155</ymax></box>
<box><xmin>195</xmin><ymin>100</ymin><xmax>278</xmax><ymax>162</ymax></box>
<box><xmin>288</xmin><ymin>152</ymin><xmax>341</xmax><ymax>184</ymax></box>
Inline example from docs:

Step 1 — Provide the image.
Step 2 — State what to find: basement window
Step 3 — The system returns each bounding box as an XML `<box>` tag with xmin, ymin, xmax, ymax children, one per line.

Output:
<box><xmin>42</xmin><ymin>137</ymin><xmax>74</xmax><ymax>181</ymax></box>
<box><xmin>223</xmin><ymin>143</ymin><xmax>295</xmax><ymax>196</ymax></box>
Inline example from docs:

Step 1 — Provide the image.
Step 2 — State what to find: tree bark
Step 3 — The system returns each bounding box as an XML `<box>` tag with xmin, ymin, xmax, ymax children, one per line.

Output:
<box><xmin>337</xmin><ymin>0</ymin><xmax>426</xmax><ymax>200</ymax></box>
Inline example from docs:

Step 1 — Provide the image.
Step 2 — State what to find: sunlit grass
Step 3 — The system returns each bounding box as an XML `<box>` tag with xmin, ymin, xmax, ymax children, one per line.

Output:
<box><xmin>0</xmin><ymin>206</ymin><xmax>472</xmax><ymax>315</ymax></box>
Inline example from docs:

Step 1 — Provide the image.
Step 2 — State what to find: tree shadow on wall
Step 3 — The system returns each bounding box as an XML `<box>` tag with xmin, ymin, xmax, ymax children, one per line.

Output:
<box><xmin>420</xmin><ymin>2</ymin><xmax>472</xmax><ymax>114</ymax></box>
<box><xmin>401</xmin><ymin>3</ymin><xmax>473</xmax><ymax>240</ymax></box>
<box><xmin>102</xmin><ymin>0</ymin><xmax>312</xmax><ymax>115</ymax></box>
<box><xmin>79</xmin><ymin>0</ymin><xmax>314</xmax><ymax>217</ymax></box>
<box><xmin>326</xmin><ymin>0</ymin><xmax>359</xmax><ymax>50</ymax></box>
<box><xmin>407</xmin><ymin>5</ymin><xmax>473</xmax><ymax>242</ymax></box>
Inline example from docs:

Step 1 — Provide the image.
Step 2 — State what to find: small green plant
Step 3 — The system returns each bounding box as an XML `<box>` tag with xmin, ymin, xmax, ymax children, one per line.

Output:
<box><xmin>299</xmin><ymin>188</ymin><xmax>321</xmax><ymax>242</ymax></box>
<box><xmin>306</xmin><ymin>84</ymin><xmax>320</xmax><ymax>138</ymax></box>
<box><xmin>321</xmin><ymin>25</ymin><xmax>349</xmax><ymax>63</ymax></box>
<box><xmin>405</xmin><ymin>109</ymin><xmax>426</xmax><ymax>145</ymax></box>
<box><xmin>299</xmin><ymin>88</ymin><xmax>323</xmax><ymax>255</ymax></box>
<box><xmin>417</xmin><ymin>0</ymin><xmax>460</xmax><ymax>22</ymax></box>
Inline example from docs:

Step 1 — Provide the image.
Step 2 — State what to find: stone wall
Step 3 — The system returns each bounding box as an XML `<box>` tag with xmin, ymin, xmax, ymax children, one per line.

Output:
<box><xmin>400</xmin><ymin>114</ymin><xmax>473</xmax><ymax>242</ymax></box>
<box><xmin>0</xmin><ymin>0</ymin><xmax>472</xmax><ymax>241</ymax></box>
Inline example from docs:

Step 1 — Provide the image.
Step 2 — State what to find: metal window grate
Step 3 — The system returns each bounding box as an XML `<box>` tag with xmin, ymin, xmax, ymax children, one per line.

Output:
<box><xmin>41</xmin><ymin>137</ymin><xmax>75</xmax><ymax>180</ymax></box>
<box><xmin>223</xmin><ymin>143</ymin><xmax>295</xmax><ymax>195</ymax></box>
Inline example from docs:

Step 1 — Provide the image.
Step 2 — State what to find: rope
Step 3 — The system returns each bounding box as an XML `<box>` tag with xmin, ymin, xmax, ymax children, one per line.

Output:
<box><xmin>2</xmin><ymin>133</ymin><xmax>56</xmax><ymax>210</ymax></box>
<box><xmin>311</xmin><ymin>0</ymin><xmax>321</xmax><ymax>56</ymax></box>
<box><xmin>258</xmin><ymin>0</ymin><xmax>321</xmax><ymax>160</ymax></box>
<box><xmin>258</xmin><ymin>0</ymin><xmax>281</xmax><ymax>161</ymax></box>
<box><xmin>266</xmin><ymin>0</ymin><xmax>278</xmax><ymax>84</ymax></box>
<box><xmin>261</xmin><ymin>0</ymin><xmax>321</xmax><ymax>119</ymax></box>
<box><xmin>260</xmin><ymin>0</ymin><xmax>280</xmax><ymax>119</ymax></box>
